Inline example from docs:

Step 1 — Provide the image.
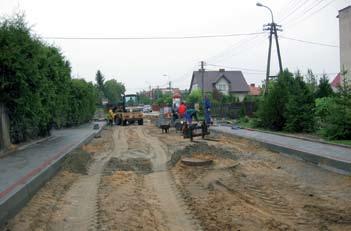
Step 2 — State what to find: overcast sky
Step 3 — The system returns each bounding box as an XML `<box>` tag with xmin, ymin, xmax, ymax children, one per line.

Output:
<box><xmin>1</xmin><ymin>0</ymin><xmax>350</xmax><ymax>93</ymax></box>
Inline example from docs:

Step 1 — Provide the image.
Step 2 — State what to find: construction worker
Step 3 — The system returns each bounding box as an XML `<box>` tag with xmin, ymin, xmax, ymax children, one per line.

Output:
<box><xmin>172</xmin><ymin>103</ymin><xmax>179</xmax><ymax>122</ymax></box>
<box><xmin>108</xmin><ymin>108</ymin><xmax>114</xmax><ymax>126</ymax></box>
<box><xmin>178</xmin><ymin>102</ymin><xmax>187</xmax><ymax>118</ymax></box>
<box><xmin>204</xmin><ymin>96</ymin><xmax>211</xmax><ymax>125</ymax></box>
<box><xmin>185</xmin><ymin>107</ymin><xmax>198</xmax><ymax>124</ymax></box>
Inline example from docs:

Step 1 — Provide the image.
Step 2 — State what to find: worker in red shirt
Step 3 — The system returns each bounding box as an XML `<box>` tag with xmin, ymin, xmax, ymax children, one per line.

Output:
<box><xmin>178</xmin><ymin>102</ymin><xmax>187</xmax><ymax>118</ymax></box>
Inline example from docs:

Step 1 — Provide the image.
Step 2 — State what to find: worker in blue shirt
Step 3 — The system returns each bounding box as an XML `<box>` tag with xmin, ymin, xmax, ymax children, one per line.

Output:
<box><xmin>185</xmin><ymin>107</ymin><xmax>198</xmax><ymax>124</ymax></box>
<box><xmin>204</xmin><ymin>95</ymin><xmax>211</xmax><ymax>125</ymax></box>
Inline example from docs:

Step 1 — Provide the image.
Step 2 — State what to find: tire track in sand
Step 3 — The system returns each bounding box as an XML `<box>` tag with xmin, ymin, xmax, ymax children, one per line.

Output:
<box><xmin>139</xmin><ymin>127</ymin><xmax>201</xmax><ymax>231</ymax></box>
<box><xmin>48</xmin><ymin>127</ymin><xmax>126</xmax><ymax>231</ymax></box>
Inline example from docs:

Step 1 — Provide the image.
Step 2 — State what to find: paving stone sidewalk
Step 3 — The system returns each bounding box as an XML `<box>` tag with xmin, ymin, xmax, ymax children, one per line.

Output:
<box><xmin>0</xmin><ymin>122</ymin><xmax>105</xmax><ymax>200</ymax></box>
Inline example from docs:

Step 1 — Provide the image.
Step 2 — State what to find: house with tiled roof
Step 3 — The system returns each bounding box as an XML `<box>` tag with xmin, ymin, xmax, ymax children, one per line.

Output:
<box><xmin>331</xmin><ymin>73</ymin><xmax>341</xmax><ymax>92</ymax></box>
<box><xmin>189</xmin><ymin>69</ymin><xmax>249</xmax><ymax>101</ymax></box>
<box><xmin>248</xmin><ymin>83</ymin><xmax>261</xmax><ymax>96</ymax></box>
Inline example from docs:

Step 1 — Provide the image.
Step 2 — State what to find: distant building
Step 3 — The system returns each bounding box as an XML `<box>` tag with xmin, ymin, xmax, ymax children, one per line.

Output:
<box><xmin>101</xmin><ymin>97</ymin><xmax>108</xmax><ymax>106</ymax></box>
<box><xmin>141</xmin><ymin>87</ymin><xmax>181</xmax><ymax>101</ymax></box>
<box><xmin>189</xmin><ymin>69</ymin><xmax>249</xmax><ymax>101</ymax></box>
<box><xmin>331</xmin><ymin>73</ymin><xmax>341</xmax><ymax>92</ymax></box>
<box><xmin>248</xmin><ymin>83</ymin><xmax>261</xmax><ymax>96</ymax></box>
<box><xmin>338</xmin><ymin>6</ymin><xmax>351</xmax><ymax>82</ymax></box>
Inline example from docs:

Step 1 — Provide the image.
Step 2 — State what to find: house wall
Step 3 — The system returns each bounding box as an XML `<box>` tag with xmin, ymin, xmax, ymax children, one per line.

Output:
<box><xmin>215</xmin><ymin>78</ymin><xmax>229</xmax><ymax>95</ymax></box>
<box><xmin>339</xmin><ymin>7</ymin><xmax>351</xmax><ymax>83</ymax></box>
<box><xmin>232</xmin><ymin>93</ymin><xmax>248</xmax><ymax>102</ymax></box>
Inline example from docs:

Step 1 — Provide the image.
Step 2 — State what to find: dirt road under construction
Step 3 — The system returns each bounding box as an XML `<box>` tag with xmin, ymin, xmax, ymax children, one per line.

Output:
<box><xmin>3</xmin><ymin>122</ymin><xmax>351</xmax><ymax>231</ymax></box>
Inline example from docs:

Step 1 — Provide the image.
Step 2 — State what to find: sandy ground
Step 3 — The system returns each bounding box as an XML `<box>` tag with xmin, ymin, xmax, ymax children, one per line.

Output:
<box><xmin>3</xmin><ymin>122</ymin><xmax>351</xmax><ymax>231</ymax></box>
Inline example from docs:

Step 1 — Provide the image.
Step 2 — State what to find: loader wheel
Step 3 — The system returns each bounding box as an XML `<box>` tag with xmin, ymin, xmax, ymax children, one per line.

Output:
<box><xmin>138</xmin><ymin>119</ymin><xmax>143</xmax><ymax>125</ymax></box>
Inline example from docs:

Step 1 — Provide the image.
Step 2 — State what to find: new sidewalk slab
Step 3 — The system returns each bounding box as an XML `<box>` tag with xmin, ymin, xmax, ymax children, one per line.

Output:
<box><xmin>211</xmin><ymin>126</ymin><xmax>351</xmax><ymax>175</ymax></box>
<box><xmin>0</xmin><ymin>122</ymin><xmax>105</xmax><ymax>227</ymax></box>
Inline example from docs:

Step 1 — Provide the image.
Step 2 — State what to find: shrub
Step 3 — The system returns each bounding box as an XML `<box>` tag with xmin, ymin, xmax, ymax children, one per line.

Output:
<box><xmin>284</xmin><ymin>74</ymin><xmax>315</xmax><ymax>132</ymax></box>
<box><xmin>316</xmin><ymin>72</ymin><xmax>351</xmax><ymax>139</ymax></box>
<box><xmin>0</xmin><ymin>14</ymin><xmax>97</xmax><ymax>143</ymax></box>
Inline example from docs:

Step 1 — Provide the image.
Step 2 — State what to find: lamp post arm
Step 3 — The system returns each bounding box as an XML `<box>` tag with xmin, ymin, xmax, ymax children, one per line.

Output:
<box><xmin>262</xmin><ymin>5</ymin><xmax>274</xmax><ymax>23</ymax></box>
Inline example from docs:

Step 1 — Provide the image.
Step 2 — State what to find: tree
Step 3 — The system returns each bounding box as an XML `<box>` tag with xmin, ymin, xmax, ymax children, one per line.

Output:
<box><xmin>305</xmin><ymin>69</ymin><xmax>317</xmax><ymax>94</ymax></box>
<box><xmin>0</xmin><ymin>14</ymin><xmax>98</xmax><ymax>143</ymax></box>
<box><xmin>186</xmin><ymin>89</ymin><xmax>202</xmax><ymax>104</ymax></box>
<box><xmin>95</xmin><ymin>70</ymin><xmax>105</xmax><ymax>105</ymax></box>
<box><xmin>67</xmin><ymin>79</ymin><xmax>96</xmax><ymax>126</ymax></box>
<box><xmin>95</xmin><ymin>70</ymin><xmax>105</xmax><ymax>91</ymax></box>
<box><xmin>257</xmin><ymin>70</ymin><xmax>316</xmax><ymax>132</ymax></box>
<box><xmin>319</xmin><ymin>68</ymin><xmax>351</xmax><ymax>139</ymax></box>
<box><xmin>103</xmin><ymin>79</ymin><xmax>126</xmax><ymax>104</ymax></box>
<box><xmin>284</xmin><ymin>72</ymin><xmax>315</xmax><ymax>132</ymax></box>
<box><xmin>156</xmin><ymin>92</ymin><xmax>172</xmax><ymax>106</ymax></box>
<box><xmin>137</xmin><ymin>92</ymin><xmax>152</xmax><ymax>105</ymax></box>
<box><xmin>257</xmin><ymin>70</ymin><xmax>293</xmax><ymax>130</ymax></box>
<box><xmin>315</xmin><ymin>73</ymin><xmax>333</xmax><ymax>98</ymax></box>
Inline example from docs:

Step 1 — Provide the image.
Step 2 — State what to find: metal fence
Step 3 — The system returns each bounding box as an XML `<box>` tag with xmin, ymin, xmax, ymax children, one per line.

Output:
<box><xmin>211</xmin><ymin>102</ymin><xmax>255</xmax><ymax>119</ymax></box>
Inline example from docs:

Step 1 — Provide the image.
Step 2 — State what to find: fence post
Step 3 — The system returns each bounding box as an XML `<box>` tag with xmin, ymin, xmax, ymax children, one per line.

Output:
<box><xmin>0</xmin><ymin>103</ymin><xmax>11</xmax><ymax>152</ymax></box>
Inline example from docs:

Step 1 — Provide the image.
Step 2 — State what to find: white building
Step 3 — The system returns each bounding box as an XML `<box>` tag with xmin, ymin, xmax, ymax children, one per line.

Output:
<box><xmin>338</xmin><ymin>6</ymin><xmax>351</xmax><ymax>83</ymax></box>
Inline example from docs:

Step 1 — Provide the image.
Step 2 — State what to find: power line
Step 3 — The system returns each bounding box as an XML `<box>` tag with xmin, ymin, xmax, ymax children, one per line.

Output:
<box><xmin>280</xmin><ymin>35</ymin><xmax>339</xmax><ymax>47</ymax></box>
<box><xmin>277</xmin><ymin>0</ymin><xmax>301</xmax><ymax>18</ymax></box>
<box><xmin>206</xmin><ymin>34</ymin><xmax>266</xmax><ymax>64</ymax></box>
<box><xmin>283</xmin><ymin>0</ymin><xmax>326</xmax><ymax>25</ymax></box>
<box><xmin>280</xmin><ymin>0</ymin><xmax>313</xmax><ymax>23</ymax></box>
<box><xmin>285</xmin><ymin>0</ymin><xmax>337</xmax><ymax>28</ymax></box>
<box><xmin>206</xmin><ymin>63</ymin><xmax>266</xmax><ymax>73</ymax></box>
<box><xmin>43</xmin><ymin>32</ymin><xmax>264</xmax><ymax>40</ymax></box>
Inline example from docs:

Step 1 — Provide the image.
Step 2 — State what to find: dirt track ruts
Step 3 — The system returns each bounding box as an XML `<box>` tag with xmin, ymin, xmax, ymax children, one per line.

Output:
<box><xmin>4</xmin><ymin>123</ymin><xmax>351</xmax><ymax>231</ymax></box>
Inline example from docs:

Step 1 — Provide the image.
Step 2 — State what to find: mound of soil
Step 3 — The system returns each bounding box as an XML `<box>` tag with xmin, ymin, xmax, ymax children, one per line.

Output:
<box><xmin>62</xmin><ymin>149</ymin><xmax>92</xmax><ymax>175</ymax></box>
<box><xmin>168</xmin><ymin>143</ymin><xmax>238</xmax><ymax>166</ymax></box>
<box><xmin>104</xmin><ymin>157</ymin><xmax>152</xmax><ymax>174</ymax></box>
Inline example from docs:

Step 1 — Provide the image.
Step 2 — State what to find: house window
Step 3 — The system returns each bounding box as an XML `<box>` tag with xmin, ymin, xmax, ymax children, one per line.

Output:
<box><xmin>217</xmin><ymin>84</ymin><xmax>227</xmax><ymax>91</ymax></box>
<box><xmin>215</xmin><ymin>77</ymin><xmax>229</xmax><ymax>95</ymax></box>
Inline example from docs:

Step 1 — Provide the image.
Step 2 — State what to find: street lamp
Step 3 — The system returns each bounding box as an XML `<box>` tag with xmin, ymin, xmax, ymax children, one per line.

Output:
<box><xmin>163</xmin><ymin>74</ymin><xmax>171</xmax><ymax>90</ymax></box>
<box><xmin>256</xmin><ymin>2</ymin><xmax>274</xmax><ymax>23</ymax></box>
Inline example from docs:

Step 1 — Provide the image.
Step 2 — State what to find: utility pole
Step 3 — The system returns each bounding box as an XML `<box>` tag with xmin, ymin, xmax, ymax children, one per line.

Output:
<box><xmin>263</xmin><ymin>23</ymin><xmax>283</xmax><ymax>94</ymax></box>
<box><xmin>201</xmin><ymin>61</ymin><xmax>205</xmax><ymax>100</ymax></box>
<box><xmin>200</xmin><ymin>61</ymin><xmax>206</xmax><ymax>120</ymax></box>
<box><xmin>257</xmin><ymin>2</ymin><xmax>283</xmax><ymax>94</ymax></box>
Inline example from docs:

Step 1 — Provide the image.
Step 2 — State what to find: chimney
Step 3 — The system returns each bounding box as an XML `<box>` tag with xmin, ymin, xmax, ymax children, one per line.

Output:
<box><xmin>219</xmin><ymin>68</ymin><xmax>225</xmax><ymax>72</ymax></box>
<box><xmin>250</xmin><ymin>83</ymin><xmax>255</xmax><ymax>87</ymax></box>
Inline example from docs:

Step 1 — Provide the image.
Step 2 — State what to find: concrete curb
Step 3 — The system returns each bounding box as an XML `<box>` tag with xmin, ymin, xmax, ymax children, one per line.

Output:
<box><xmin>242</xmin><ymin>127</ymin><xmax>351</xmax><ymax>149</ymax></box>
<box><xmin>0</xmin><ymin>123</ymin><xmax>106</xmax><ymax>227</ymax></box>
<box><xmin>211</xmin><ymin>128</ymin><xmax>351</xmax><ymax>176</ymax></box>
<box><xmin>217</xmin><ymin>123</ymin><xmax>351</xmax><ymax>149</ymax></box>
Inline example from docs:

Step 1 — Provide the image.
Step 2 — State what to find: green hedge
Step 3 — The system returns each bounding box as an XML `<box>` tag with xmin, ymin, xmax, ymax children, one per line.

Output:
<box><xmin>0</xmin><ymin>15</ymin><xmax>96</xmax><ymax>143</ymax></box>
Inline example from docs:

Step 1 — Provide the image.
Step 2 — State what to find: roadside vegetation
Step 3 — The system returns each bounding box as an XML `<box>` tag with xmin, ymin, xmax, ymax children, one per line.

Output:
<box><xmin>238</xmin><ymin>69</ymin><xmax>351</xmax><ymax>142</ymax></box>
<box><xmin>95</xmin><ymin>70</ymin><xmax>125</xmax><ymax>105</ymax></box>
<box><xmin>0</xmin><ymin>15</ymin><xmax>97</xmax><ymax>143</ymax></box>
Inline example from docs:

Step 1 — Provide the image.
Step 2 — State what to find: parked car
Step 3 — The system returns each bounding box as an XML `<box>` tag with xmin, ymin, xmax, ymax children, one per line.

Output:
<box><xmin>143</xmin><ymin>105</ymin><xmax>152</xmax><ymax>113</ymax></box>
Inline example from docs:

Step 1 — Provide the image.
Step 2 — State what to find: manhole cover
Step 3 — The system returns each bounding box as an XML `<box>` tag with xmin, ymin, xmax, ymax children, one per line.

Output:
<box><xmin>181</xmin><ymin>158</ymin><xmax>213</xmax><ymax>166</ymax></box>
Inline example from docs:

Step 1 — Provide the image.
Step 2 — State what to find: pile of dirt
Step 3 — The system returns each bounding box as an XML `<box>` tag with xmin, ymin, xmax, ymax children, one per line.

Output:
<box><xmin>168</xmin><ymin>142</ymin><xmax>238</xmax><ymax>166</ymax></box>
<box><xmin>104</xmin><ymin>157</ymin><xmax>152</xmax><ymax>174</ymax></box>
<box><xmin>61</xmin><ymin>149</ymin><xmax>92</xmax><ymax>175</ymax></box>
